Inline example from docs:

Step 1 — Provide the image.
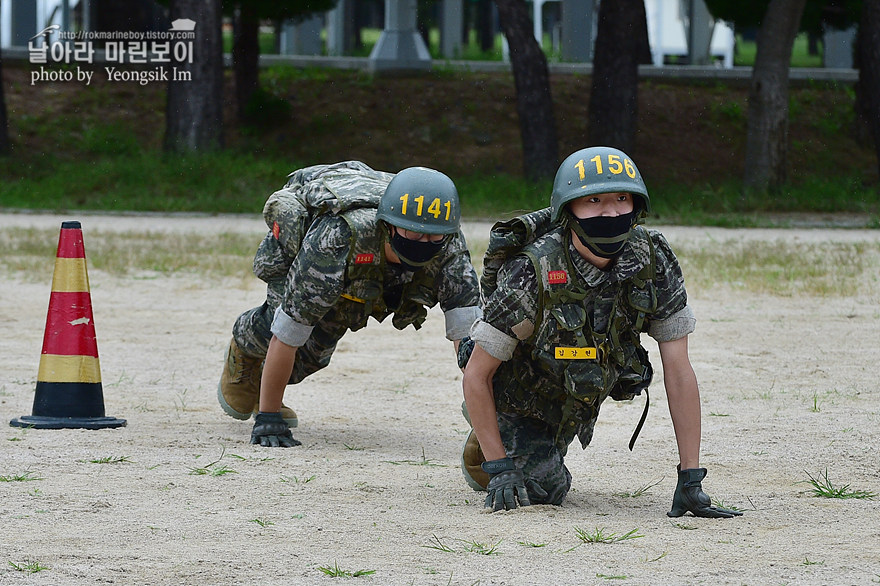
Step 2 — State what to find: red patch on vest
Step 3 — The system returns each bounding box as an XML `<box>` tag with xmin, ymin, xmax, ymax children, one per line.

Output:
<box><xmin>355</xmin><ymin>253</ymin><xmax>375</xmax><ymax>264</ymax></box>
<box><xmin>272</xmin><ymin>221</ymin><xmax>280</xmax><ymax>240</ymax></box>
<box><xmin>548</xmin><ymin>270</ymin><xmax>568</xmax><ymax>284</ymax></box>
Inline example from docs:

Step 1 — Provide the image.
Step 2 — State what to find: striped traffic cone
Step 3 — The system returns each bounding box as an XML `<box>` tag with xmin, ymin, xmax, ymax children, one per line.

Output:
<box><xmin>10</xmin><ymin>221</ymin><xmax>126</xmax><ymax>430</ymax></box>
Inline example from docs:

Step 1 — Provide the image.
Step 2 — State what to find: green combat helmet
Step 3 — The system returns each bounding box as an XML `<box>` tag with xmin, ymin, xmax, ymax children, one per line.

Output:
<box><xmin>550</xmin><ymin>146</ymin><xmax>651</xmax><ymax>222</ymax></box>
<box><xmin>377</xmin><ymin>167</ymin><xmax>461</xmax><ymax>234</ymax></box>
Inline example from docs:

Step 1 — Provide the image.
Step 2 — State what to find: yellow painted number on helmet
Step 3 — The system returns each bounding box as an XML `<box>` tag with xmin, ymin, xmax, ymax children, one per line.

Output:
<box><xmin>428</xmin><ymin>197</ymin><xmax>441</xmax><ymax>218</ymax></box>
<box><xmin>576</xmin><ymin>155</ymin><xmax>637</xmax><ymax>181</ymax></box>
<box><xmin>398</xmin><ymin>193</ymin><xmax>453</xmax><ymax>220</ymax></box>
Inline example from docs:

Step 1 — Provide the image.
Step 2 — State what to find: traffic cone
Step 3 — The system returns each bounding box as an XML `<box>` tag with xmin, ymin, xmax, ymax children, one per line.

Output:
<box><xmin>10</xmin><ymin>221</ymin><xmax>126</xmax><ymax>430</ymax></box>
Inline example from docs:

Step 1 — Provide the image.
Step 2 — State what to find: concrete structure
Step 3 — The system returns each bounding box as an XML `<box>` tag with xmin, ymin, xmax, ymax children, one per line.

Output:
<box><xmin>368</xmin><ymin>0</ymin><xmax>431</xmax><ymax>73</ymax></box>
<box><xmin>823</xmin><ymin>25</ymin><xmax>856</xmax><ymax>69</ymax></box>
<box><xmin>279</xmin><ymin>15</ymin><xmax>323</xmax><ymax>56</ymax></box>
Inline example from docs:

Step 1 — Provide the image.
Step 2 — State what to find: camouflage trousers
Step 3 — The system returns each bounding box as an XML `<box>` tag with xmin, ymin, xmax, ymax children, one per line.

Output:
<box><xmin>497</xmin><ymin>411</ymin><xmax>573</xmax><ymax>506</ymax></box>
<box><xmin>232</xmin><ymin>294</ymin><xmax>348</xmax><ymax>385</ymax></box>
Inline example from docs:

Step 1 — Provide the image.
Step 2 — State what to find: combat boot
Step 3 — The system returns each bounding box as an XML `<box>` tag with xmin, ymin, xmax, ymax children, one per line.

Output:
<box><xmin>217</xmin><ymin>338</ymin><xmax>262</xmax><ymax>420</ymax></box>
<box><xmin>460</xmin><ymin>429</ymin><xmax>489</xmax><ymax>490</ymax></box>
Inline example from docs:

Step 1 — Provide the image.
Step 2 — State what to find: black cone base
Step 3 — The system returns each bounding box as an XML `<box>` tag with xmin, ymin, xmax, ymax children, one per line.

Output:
<box><xmin>9</xmin><ymin>414</ymin><xmax>127</xmax><ymax>430</ymax></box>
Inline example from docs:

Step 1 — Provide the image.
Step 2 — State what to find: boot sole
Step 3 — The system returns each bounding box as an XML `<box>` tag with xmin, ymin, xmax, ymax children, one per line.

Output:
<box><xmin>216</xmin><ymin>382</ymin><xmax>253</xmax><ymax>421</ymax></box>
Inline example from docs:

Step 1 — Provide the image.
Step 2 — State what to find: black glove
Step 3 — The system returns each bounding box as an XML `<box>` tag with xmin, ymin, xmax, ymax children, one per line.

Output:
<box><xmin>667</xmin><ymin>466</ymin><xmax>742</xmax><ymax>518</ymax></box>
<box><xmin>251</xmin><ymin>412</ymin><xmax>301</xmax><ymax>448</ymax></box>
<box><xmin>482</xmin><ymin>457</ymin><xmax>532</xmax><ymax>511</ymax></box>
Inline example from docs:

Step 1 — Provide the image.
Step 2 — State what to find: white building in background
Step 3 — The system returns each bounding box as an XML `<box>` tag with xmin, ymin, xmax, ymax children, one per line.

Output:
<box><xmin>645</xmin><ymin>0</ymin><xmax>735</xmax><ymax>67</ymax></box>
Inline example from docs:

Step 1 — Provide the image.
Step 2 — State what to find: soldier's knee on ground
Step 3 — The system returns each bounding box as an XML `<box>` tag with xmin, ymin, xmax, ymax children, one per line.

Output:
<box><xmin>460</xmin><ymin>430</ymin><xmax>489</xmax><ymax>490</ymax></box>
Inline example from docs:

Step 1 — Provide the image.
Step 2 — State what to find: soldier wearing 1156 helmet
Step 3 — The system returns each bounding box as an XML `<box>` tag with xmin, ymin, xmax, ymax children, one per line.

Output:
<box><xmin>459</xmin><ymin>147</ymin><xmax>742</xmax><ymax>518</ymax></box>
<box><xmin>217</xmin><ymin>161</ymin><xmax>481</xmax><ymax>447</ymax></box>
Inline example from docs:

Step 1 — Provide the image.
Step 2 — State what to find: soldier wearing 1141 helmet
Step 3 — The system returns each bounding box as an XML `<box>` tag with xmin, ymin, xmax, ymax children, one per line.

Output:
<box><xmin>217</xmin><ymin>161</ymin><xmax>480</xmax><ymax>447</ymax></box>
<box><xmin>459</xmin><ymin>146</ymin><xmax>743</xmax><ymax>519</ymax></box>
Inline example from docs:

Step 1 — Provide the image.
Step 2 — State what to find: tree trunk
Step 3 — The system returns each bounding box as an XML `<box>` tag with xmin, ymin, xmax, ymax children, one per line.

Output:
<box><xmin>477</xmin><ymin>0</ymin><xmax>495</xmax><ymax>52</ymax></box>
<box><xmin>743</xmin><ymin>0</ymin><xmax>806</xmax><ymax>193</ymax></box>
<box><xmin>233</xmin><ymin>2</ymin><xmax>260</xmax><ymax>122</ymax></box>
<box><xmin>588</xmin><ymin>0</ymin><xmax>643</xmax><ymax>154</ymax></box>
<box><xmin>495</xmin><ymin>0</ymin><xmax>559</xmax><ymax>182</ymax></box>
<box><xmin>164</xmin><ymin>0</ymin><xmax>224</xmax><ymax>152</ymax></box>
<box><xmin>855</xmin><ymin>0</ymin><xmax>880</xmax><ymax>178</ymax></box>
<box><xmin>0</xmin><ymin>8</ymin><xmax>10</xmax><ymax>156</ymax></box>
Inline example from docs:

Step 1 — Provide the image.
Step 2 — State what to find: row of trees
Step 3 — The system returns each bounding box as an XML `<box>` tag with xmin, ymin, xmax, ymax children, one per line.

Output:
<box><xmin>2</xmin><ymin>0</ymin><xmax>879</xmax><ymax>193</ymax></box>
<box><xmin>503</xmin><ymin>0</ymin><xmax>880</xmax><ymax>189</ymax></box>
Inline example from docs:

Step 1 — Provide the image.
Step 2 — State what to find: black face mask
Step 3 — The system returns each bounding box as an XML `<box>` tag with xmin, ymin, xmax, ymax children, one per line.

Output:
<box><xmin>390</xmin><ymin>232</ymin><xmax>446</xmax><ymax>270</ymax></box>
<box><xmin>569</xmin><ymin>210</ymin><xmax>638</xmax><ymax>259</ymax></box>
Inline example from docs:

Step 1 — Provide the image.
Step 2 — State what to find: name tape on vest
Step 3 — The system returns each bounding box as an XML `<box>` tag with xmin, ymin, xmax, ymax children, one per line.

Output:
<box><xmin>555</xmin><ymin>347</ymin><xmax>597</xmax><ymax>360</ymax></box>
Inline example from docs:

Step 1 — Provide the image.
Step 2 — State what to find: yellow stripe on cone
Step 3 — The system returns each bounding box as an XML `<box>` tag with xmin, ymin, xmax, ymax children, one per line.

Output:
<box><xmin>37</xmin><ymin>354</ymin><xmax>102</xmax><ymax>384</ymax></box>
<box><xmin>51</xmin><ymin>258</ymin><xmax>91</xmax><ymax>292</ymax></box>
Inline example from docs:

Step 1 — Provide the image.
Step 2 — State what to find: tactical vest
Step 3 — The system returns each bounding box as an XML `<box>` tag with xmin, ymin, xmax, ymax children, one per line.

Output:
<box><xmin>254</xmin><ymin>161</ymin><xmax>436</xmax><ymax>333</ymax></box>
<box><xmin>491</xmin><ymin>219</ymin><xmax>657</xmax><ymax>450</ymax></box>
<box><xmin>336</xmin><ymin>208</ymin><xmax>437</xmax><ymax>332</ymax></box>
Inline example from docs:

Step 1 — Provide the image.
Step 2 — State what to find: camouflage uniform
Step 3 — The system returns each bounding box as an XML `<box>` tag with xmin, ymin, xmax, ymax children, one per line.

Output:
<box><xmin>469</xmin><ymin>208</ymin><xmax>695</xmax><ymax>504</ymax></box>
<box><xmin>232</xmin><ymin>166</ymin><xmax>481</xmax><ymax>385</ymax></box>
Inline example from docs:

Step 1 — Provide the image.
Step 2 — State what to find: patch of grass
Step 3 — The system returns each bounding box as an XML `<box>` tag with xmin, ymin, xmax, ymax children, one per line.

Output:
<box><xmin>574</xmin><ymin>527</ymin><xmax>644</xmax><ymax>544</ymax></box>
<box><xmin>317</xmin><ymin>562</ymin><xmax>376</xmax><ymax>578</ymax></box>
<box><xmin>423</xmin><ymin>535</ymin><xmax>502</xmax><ymax>555</ymax></box>
<box><xmin>8</xmin><ymin>560</ymin><xmax>49</xmax><ymax>574</ymax></box>
<box><xmin>459</xmin><ymin>539</ymin><xmax>502</xmax><ymax>555</ymax></box>
<box><xmin>188</xmin><ymin>447</ymin><xmax>238</xmax><ymax>477</ymax></box>
<box><xmin>802</xmin><ymin>469</ymin><xmax>876</xmax><ymax>500</ymax></box>
<box><xmin>0</xmin><ymin>149</ymin><xmax>293</xmax><ymax>213</ymax></box>
<box><xmin>614</xmin><ymin>478</ymin><xmax>662</xmax><ymax>498</ymax></box>
<box><xmin>711</xmin><ymin>497</ymin><xmax>743</xmax><ymax>513</ymax></box>
<box><xmin>677</xmin><ymin>239</ymin><xmax>880</xmax><ymax>297</ymax></box>
<box><xmin>384</xmin><ymin>447</ymin><xmax>447</xmax><ymax>467</ymax></box>
<box><xmin>250</xmin><ymin>518</ymin><xmax>274</xmax><ymax>528</ymax></box>
<box><xmin>809</xmin><ymin>392</ymin><xmax>822</xmax><ymax>413</ymax></box>
<box><xmin>0</xmin><ymin>471</ymin><xmax>42</xmax><ymax>482</ymax></box>
<box><xmin>0</xmin><ymin>226</ymin><xmax>258</xmax><ymax>279</ymax></box>
<box><xmin>82</xmin><ymin>455</ymin><xmax>133</xmax><ymax>464</ymax></box>
<box><xmin>424</xmin><ymin>534</ymin><xmax>456</xmax><ymax>553</ymax></box>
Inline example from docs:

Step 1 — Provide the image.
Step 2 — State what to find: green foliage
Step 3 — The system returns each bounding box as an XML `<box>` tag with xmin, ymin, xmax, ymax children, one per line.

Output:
<box><xmin>8</xmin><ymin>561</ymin><xmax>49</xmax><ymax>574</ymax></box>
<box><xmin>803</xmin><ymin>468</ymin><xmax>877</xmax><ymax>499</ymax></box>
<box><xmin>0</xmin><ymin>470</ymin><xmax>42</xmax><ymax>482</ymax></box>
<box><xmin>243</xmin><ymin>87</ymin><xmax>293</xmax><ymax>128</ymax></box>
<box><xmin>574</xmin><ymin>527</ymin><xmax>644</xmax><ymax>544</ymax></box>
<box><xmin>317</xmin><ymin>562</ymin><xmax>376</xmax><ymax>578</ymax></box>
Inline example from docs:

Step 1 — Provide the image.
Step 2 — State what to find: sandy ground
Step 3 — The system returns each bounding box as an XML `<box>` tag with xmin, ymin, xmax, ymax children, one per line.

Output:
<box><xmin>1</xmin><ymin>211</ymin><xmax>879</xmax><ymax>585</ymax></box>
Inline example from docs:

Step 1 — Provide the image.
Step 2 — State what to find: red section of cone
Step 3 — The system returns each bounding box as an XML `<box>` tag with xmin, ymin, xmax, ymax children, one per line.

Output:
<box><xmin>56</xmin><ymin>226</ymin><xmax>86</xmax><ymax>258</ymax></box>
<box><xmin>40</xmin><ymin>291</ymin><xmax>99</xmax><ymax>358</ymax></box>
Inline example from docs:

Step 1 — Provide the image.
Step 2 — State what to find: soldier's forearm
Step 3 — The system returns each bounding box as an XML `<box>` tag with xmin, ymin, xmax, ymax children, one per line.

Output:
<box><xmin>259</xmin><ymin>335</ymin><xmax>297</xmax><ymax>413</ymax></box>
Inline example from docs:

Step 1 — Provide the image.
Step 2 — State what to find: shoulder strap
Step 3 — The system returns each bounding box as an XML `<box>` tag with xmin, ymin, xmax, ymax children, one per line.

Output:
<box><xmin>481</xmin><ymin>207</ymin><xmax>555</xmax><ymax>300</ymax></box>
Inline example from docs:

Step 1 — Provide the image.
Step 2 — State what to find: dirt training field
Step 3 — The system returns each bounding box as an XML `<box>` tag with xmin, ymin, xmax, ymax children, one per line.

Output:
<box><xmin>1</xmin><ymin>212</ymin><xmax>879</xmax><ymax>585</ymax></box>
